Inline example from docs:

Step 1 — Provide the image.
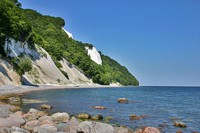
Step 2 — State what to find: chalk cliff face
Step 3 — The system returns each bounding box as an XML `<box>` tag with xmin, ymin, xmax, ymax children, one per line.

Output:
<box><xmin>0</xmin><ymin>59</ymin><xmax>21</xmax><ymax>85</ymax></box>
<box><xmin>59</xmin><ymin>59</ymin><xmax>93</xmax><ymax>85</ymax></box>
<box><xmin>62</xmin><ymin>27</ymin><xmax>73</xmax><ymax>38</ymax></box>
<box><xmin>85</xmin><ymin>47</ymin><xmax>102</xmax><ymax>65</ymax></box>
<box><xmin>1</xmin><ymin>38</ymin><xmax>92</xmax><ymax>85</ymax></box>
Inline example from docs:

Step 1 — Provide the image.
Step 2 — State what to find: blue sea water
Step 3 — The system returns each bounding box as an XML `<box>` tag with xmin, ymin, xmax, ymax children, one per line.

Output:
<box><xmin>22</xmin><ymin>86</ymin><xmax>200</xmax><ymax>132</ymax></box>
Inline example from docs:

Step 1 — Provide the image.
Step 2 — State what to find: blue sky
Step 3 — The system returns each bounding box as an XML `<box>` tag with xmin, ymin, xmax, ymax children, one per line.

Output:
<box><xmin>19</xmin><ymin>0</ymin><xmax>200</xmax><ymax>86</ymax></box>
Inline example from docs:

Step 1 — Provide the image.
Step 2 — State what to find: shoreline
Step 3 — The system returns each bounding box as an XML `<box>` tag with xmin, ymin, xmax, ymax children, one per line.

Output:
<box><xmin>0</xmin><ymin>84</ymin><xmax>121</xmax><ymax>96</ymax></box>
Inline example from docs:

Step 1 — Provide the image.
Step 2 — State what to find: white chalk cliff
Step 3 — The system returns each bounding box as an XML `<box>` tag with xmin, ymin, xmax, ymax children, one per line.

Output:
<box><xmin>1</xmin><ymin>38</ymin><xmax>94</xmax><ymax>85</ymax></box>
<box><xmin>85</xmin><ymin>46</ymin><xmax>102</xmax><ymax>65</ymax></box>
<box><xmin>62</xmin><ymin>27</ymin><xmax>73</xmax><ymax>38</ymax></box>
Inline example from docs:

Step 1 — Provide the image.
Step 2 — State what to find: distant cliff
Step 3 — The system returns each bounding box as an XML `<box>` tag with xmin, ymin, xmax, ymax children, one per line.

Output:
<box><xmin>0</xmin><ymin>0</ymin><xmax>139</xmax><ymax>86</ymax></box>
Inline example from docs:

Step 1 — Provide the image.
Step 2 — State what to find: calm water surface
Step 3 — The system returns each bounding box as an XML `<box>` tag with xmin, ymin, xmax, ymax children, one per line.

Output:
<box><xmin>22</xmin><ymin>86</ymin><xmax>200</xmax><ymax>132</ymax></box>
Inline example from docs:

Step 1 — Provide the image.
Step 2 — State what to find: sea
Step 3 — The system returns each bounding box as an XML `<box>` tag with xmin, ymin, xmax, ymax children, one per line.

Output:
<box><xmin>21</xmin><ymin>86</ymin><xmax>200</xmax><ymax>133</ymax></box>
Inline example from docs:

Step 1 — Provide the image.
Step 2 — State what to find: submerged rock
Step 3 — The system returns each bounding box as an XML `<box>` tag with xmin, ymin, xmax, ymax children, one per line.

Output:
<box><xmin>77</xmin><ymin>113</ymin><xmax>91</xmax><ymax>119</ymax></box>
<box><xmin>91</xmin><ymin>115</ymin><xmax>104</xmax><ymax>120</ymax></box>
<box><xmin>129</xmin><ymin>115</ymin><xmax>141</xmax><ymax>120</ymax></box>
<box><xmin>51</xmin><ymin>112</ymin><xmax>70</xmax><ymax>123</ymax></box>
<box><xmin>117</xmin><ymin>98</ymin><xmax>129</xmax><ymax>104</ymax></box>
<box><xmin>77</xmin><ymin>121</ymin><xmax>114</xmax><ymax>133</ymax></box>
<box><xmin>92</xmin><ymin>106</ymin><xmax>106</xmax><ymax>110</ymax></box>
<box><xmin>9</xmin><ymin>96</ymin><xmax>22</xmax><ymax>105</ymax></box>
<box><xmin>174</xmin><ymin>122</ymin><xmax>187</xmax><ymax>128</ymax></box>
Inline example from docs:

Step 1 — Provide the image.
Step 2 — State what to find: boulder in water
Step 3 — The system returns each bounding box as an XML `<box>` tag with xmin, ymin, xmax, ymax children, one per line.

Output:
<box><xmin>40</xmin><ymin>104</ymin><xmax>53</xmax><ymax>109</ymax></box>
<box><xmin>117</xmin><ymin>98</ymin><xmax>129</xmax><ymax>104</ymax></box>
<box><xmin>51</xmin><ymin>112</ymin><xmax>70</xmax><ymax>123</ymax></box>
<box><xmin>129</xmin><ymin>114</ymin><xmax>142</xmax><ymax>120</ymax></box>
<box><xmin>77</xmin><ymin>113</ymin><xmax>91</xmax><ymax>119</ymax></box>
<box><xmin>174</xmin><ymin>122</ymin><xmax>187</xmax><ymax>128</ymax></box>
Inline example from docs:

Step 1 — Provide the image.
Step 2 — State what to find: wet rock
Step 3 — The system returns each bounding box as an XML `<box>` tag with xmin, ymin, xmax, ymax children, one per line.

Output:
<box><xmin>9</xmin><ymin>106</ymin><xmax>21</xmax><ymax>112</ymax></box>
<box><xmin>91</xmin><ymin>115</ymin><xmax>104</xmax><ymax>120</ymax></box>
<box><xmin>34</xmin><ymin>124</ymin><xmax>57</xmax><ymax>133</ymax></box>
<box><xmin>114</xmin><ymin>127</ymin><xmax>133</xmax><ymax>133</ymax></box>
<box><xmin>92</xmin><ymin>106</ymin><xmax>106</xmax><ymax>110</ymax></box>
<box><xmin>51</xmin><ymin>112</ymin><xmax>70</xmax><ymax>123</ymax></box>
<box><xmin>105</xmin><ymin>116</ymin><xmax>113</xmax><ymax>122</ymax></box>
<box><xmin>129</xmin><ymin>115</ymin><xmax>142</xmax><ymax>120</ymax></box>
<box><xmin>77</xmin><ymin>113</ymin><xmax>91</xmax><ymax>119</ymax></box>
<box><xmin>23</xmin><ymin>120</ymin><xmax>41</xmax><ymax>131</ymax></box>
<box><xmin>0</xmin><ymin>127</ymin><xmax>14</xmax><ymax>133</ymax></box>
<box><xmin>117</xmin><ymin>98</ymin><xmax>129</xmax><ymax>104</ymax></box>
<box><xmin>174</xmin><ymin>122</ymin><xmax>187</xmax><ymax>128</ymax></box>
<box><xmin>158</xmin><ymin>123</ymin><xmax>167</xmax><ymax>128</ymax></box>
<box><xmin>56</xmin><ymin>118</ymin><xmax>79</xmax><ymax>132</ymax></box>
<box><xmin>9</xmin><ymin>96</ymin><xmax>22</xmax><ymax>105</ymax></box>
<box><xmin>12</xmin><ymin>126</ymin><xmax>30</xmax><ymax>133</ymax></box>
<box><xmin>77</xmin><ymin>121</ymin><xmax>114</xmax><ymax>133</ymax></box>
<box><xmin>40</xmin><ymin>104</ymin><xmax>53</xmax><ymax>109</ymax></box>
<box><xmin>176</xmin><ymin>131</ymin><xmax>183</xmax><ymax>133</ymax></box>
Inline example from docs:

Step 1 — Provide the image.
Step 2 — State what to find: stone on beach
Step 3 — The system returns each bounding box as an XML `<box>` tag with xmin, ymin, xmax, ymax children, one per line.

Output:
<box><xmin>114</xmin><ymin>127</ymin><xmax>133</xmax><ymax>133</ymax></box>
<box><xmin>38</xmin><ymin>115</ymin><xmax>53</xmax><ymax>122</ymax></box>
<box><xmin>12</xmin><ymin>126</ymin><xmax>30</xmax><ymax>133</ymax></box>
<box><xmin>77</xmin><ymin>121</ymin><xmax>114</xmax><ymax>133</ymax></box>
<box><xmin>118</xmin><ymin>98</ymin><xmax>129</xmax><ymax>104</ymax></box>
<box><xmin>23</xmin><ymin>120</ymin><xmax>41</xmax><ymax>131</ymax></box>
<box><xmin>135</xmin><ymin>127</ymin><xmax>160</xmax><ymax>133</ymax></box>
<box><xmin>51</xmin><ymin>112</ymin><xmax>70</xmax><ymax>123</ymax></box>
<box><xmin>34</xmin><ymin>124</ymin><xmax>57</xmax><ymax>133</ymax></box>
<box><xmin>77</xmin><ymin>113</ymin><xmax>91</xmax><ymax>119</ymax></box>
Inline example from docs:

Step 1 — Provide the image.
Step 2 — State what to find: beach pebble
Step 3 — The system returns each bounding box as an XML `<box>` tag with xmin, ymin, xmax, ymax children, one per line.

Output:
<box><xmin>117</xmin><ymin>98</ymin><xmax>129</xmax><ymax>104</ymax></box>
<box><xmin>34</xmin><ymin>124</ymin><xmax>57</xmax><ymax>133</ymax></box>
<box><xmin>38</xmin><ymin>116</ymin><xmax>53</xmax><ymax>122</ymax></box>
<box><xmin>77</xmin><ymin>121</ymin><xmax>114</xmax><ymax>133</ymax></box>
<box><xmin>143</xmin><ymin>127</ymin><xmax>160</xmax><ymax>133</ymax></box>
<box><xmin>114</xmin><ymin>127</ymin><xmax>133</xmax><ymax>133</ymax></box>
<box><xmin>40</xmin><ymin>104</ymin><xmax>53</xmax><ymax>109</ymax></box>
<box><xmin>174</xmin><ymin>122</ymin><xmax>187</xmax><ymax>128</ymax></box>
<box><xmin>0</xmin><ymin>117</ymin><xmax>25</xmax><ymax>127</ymax></box>
<box><xmin>51</xmin><ymin>112</ymin><xmax>70</xmax><ymax>123</ymax></box>
<box><xmin>12</xmin><ymin>126</ymin><xmax>30</xmax><ymax>133</ymax></box>
<box><xmin>23</xmin><ymin>120</ymin><xmax>41</xmax><ymax>131</ymax></box>
<box><xmin>77</xmin><ymin>113</ymin><xmax>91</xmax><ymax>119</ymax></box>
<box><xmin>0</xmin><ymin>127</ymin><xmax>14</xmax><ymax>133</ymax></box>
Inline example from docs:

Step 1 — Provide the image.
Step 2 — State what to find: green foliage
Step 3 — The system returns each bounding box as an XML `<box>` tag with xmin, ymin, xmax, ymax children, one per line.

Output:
<box><xmin>12</xmin><ymin>57</ymin><xmax>32</xmax><ymax>75</ymax></box>
<box><xmin>0</xmin><ymin>0</ymin><xmax>139</xmax><ymax>86</ymax></box>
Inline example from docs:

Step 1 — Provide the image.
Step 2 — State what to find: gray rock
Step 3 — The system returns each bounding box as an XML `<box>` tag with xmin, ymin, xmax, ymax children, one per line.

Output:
<box><xmin>38</xmin><ymin>116</ymin><xmax>53</xmax><ymax>122</ymax></box>
<box><xmin>23</xmin><ymin>120</ymin><xmax>41</xmax><ymax>131</ymax></box>
<box><xmin>12</xmin><ymin>126</ymin><xmax>30</xmax><ymax>133</ymax></box>
<box><xmin>143</xmin><ymin>127</ymin><xmax>161</xmax><ymax>133</ymax></box>
<box><xmin>9</xmin><ymin>97</ymin><xmax>22</xmax><ymax>106</ymax></box>
<box><xmin>51</xmin><ymin>112</ymin><xmax>70</xmax><ymax>123</ymax></box>
<box><xmin>114</xmin><ymin>127</ymin><xmax>133</xmax><ymax>133</ymax></box>
<box><xmin>77</xmin><ymin>121</ymin><xmax>114</xmax><ymax>133</ymax></box>
<box><xmin>0</xmin><ymin>127</ymin><xmax>14</xmax><ymax>133</ymax></box>
<box><xmin>34</xmin><ymin>124</ymin><xmax>57</xmax><ymax>133</ymax></box>
<box><xmin>0</xmin><ymin>118</ymin><xmax>24</xmax><ymax>127</ymax></box>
